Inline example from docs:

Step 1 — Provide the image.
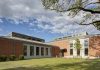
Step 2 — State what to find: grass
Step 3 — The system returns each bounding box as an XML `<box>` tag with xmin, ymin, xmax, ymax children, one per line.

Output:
<box><xmin>0</xmin><ymin>58</ymin><xmax>100</xmax><ymax>70</ymax></box>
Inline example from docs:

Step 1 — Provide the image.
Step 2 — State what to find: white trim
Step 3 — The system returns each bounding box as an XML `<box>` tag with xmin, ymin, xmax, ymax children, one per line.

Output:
<box><xmin>34</xmin><ymin>45</ymin><xmax>36</xmax><ymax>56</ymax></box>
<box><xmin>23</xmin><ymin>44</ymin><xmax>52</xmax><ymax>59</ymax></box>
<box><xmin>48</xmin><ymin>47</ymin><xmax>51</xmax><ymax>57</ymax></box>
<box><xmin>39</xmin><ymin>47</ymin><xmax>41</xmax><ymax>56</ymax></box>
<box><xmin>42</xmin><ymin>47</ymin><xmax>46</xmax><ymax>56</ymax></box>
<box><xmin>27</xmin><ymin>45</ymin><xmax>30</xmax><ymax>57</ymax></box>
<box><xmin>69</xmin><ymin>38</ymin><xmax>89</xmax><ymax>58</ymax></box>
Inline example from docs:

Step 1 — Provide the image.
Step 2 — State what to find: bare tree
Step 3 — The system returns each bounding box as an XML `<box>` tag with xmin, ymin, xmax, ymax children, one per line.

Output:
<box><xmin>41</xmin><ymin>0</ymin><xmax>100</xmax><ymax>30</ymax></box>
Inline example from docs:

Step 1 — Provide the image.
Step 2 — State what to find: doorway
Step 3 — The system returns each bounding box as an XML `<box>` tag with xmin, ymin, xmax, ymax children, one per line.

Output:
<box><xmin>60</xmin><ymin>49</ymin><xmax>67</xmax><ymax>57</ymax></box>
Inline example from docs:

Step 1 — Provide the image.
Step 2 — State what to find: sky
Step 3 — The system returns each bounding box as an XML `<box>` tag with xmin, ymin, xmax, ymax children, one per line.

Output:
<box><xmin>0</xmin><ymin>0</ymin><xmax>100</xmax><ymax>42</ymax></box>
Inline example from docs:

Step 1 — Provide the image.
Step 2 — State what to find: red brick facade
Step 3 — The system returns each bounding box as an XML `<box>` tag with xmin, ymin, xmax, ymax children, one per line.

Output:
<box><xmin>0</xmin><ymin>37</ymin><xmax>23</xmax><ymax>57</ymax></box>
<box><xmin>0</xmin><ymin>37</ymin><xmax>60</xmax><ymax>57</ymax></box>
<box><xmin>0</xmin><ymin>35</ymin><xmax>100</xmax><ymax>58</ymax></box>
<box><xmin>50</xmin><ymin>40</ymin><xmax>70</xmax><ymax>57</ymax></box>
<box><xmin>50</xmin><ymin>36</ymin><xmax>100</xmax><ymax>58</ymax></box>
<box><xmin>89</xmin><ymin>36</ymin><xmax>100</xmax><ymax>57</ymax></box>
<box><xmin>51</xmin><ymin>46</ymin><xmax>60</xmax><ymax>57</ymax></box>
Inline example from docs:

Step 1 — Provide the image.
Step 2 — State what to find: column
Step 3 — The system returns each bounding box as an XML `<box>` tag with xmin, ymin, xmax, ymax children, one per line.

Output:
<box><xmin>73</xmin><ymin>48</ymin><xmax>77</xmax><ymax>57</ymax></box>
<box><xmin>27</xmin><ymin>45</ymin><xmax>30</xmax><ymax>57</ymax></box>
<box><xmin>34</xmin><ymin>45</ymin><xmax>36</xmax><ymax>57</ymax></box>
<box><xmin>44</xmin><ymin>47</ymin><xmax>46</xmax><ymax>57</ymax></box>
<box><xmin>48</xmin><ymin>47</ymin><xmax>51</xmax><ymax>57</ymax></box>
<box><xmin>39</xmin><ymin>47</ymin><xmax>41</xmax><ymax>57</ymax></box>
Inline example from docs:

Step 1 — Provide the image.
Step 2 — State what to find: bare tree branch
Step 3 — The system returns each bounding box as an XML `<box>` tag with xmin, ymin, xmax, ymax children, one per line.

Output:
<box><xmin>84</xmin><ymin>2</ymin><xmax>100</xmax><ymax>8</ymax></box>
<box><xmin>67</xmin><ymin>7</ymin><xmax>100</xmax><ymax>14</ymax></box>
<box><xmin>41</xmin><ymin>0</ymin><xmax>100</xmax><ymax>30</ymax></box>
<box><xmin>80</xmin><ymin>20</ymin><xmax>100</xmax><ymax>25</ymax></box>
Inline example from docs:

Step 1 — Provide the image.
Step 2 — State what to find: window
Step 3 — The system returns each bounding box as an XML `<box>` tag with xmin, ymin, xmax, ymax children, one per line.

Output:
<box><xmin>46</xmin><ymin>48</ymin><xmax>48</xmax><ymax>56</ymax></box>
<box><xmin>30</xmin><ymin>46</ymin><xmax>34</xmax><ymax>56</ymax></box>
<box><xmin>41</xmin><ymin>47</ymin><xmax>44</xmax><ymax>56</ymax></box>
<box><xmin>77</xmin><ymin>50</ymin><xmax>80</xmax><ymax>56</ymax></box>
<box><xmin>36</xmin><ymin>47</ymin><xmax>39</xmax><ymax>56</ymax></box>
<box><xmin>70</xmin><ymin>43</ymin><xmax>73</xmax><ymax>48</ymax></box>
<box><xmin>23</xmin><ymin>45</ymin><xmax>27</xmax><ymax>56</ymax></box>
<box><xmin>85</xmin><ymin>48</ymin><xmax>88</xmax><ymax>56</ymax></box>
<box><xmin>84</xmin><ymin>40</ymin><xmax>88</xmax><ymax>48</ymax></box>
<box><xmin>70</xmin><ymin>49</ymin><xmax>73</xmax><ymax>55</ymax></box>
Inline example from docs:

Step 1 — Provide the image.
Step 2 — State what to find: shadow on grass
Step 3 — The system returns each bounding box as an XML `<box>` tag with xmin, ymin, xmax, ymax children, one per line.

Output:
<box><xmin>3</xmin><ymin>59</ymin><xmax>100</xmax><ymax>70</ymax></box>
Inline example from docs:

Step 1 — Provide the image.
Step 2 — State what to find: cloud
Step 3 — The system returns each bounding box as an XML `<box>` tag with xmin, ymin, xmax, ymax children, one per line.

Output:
<box><xmin>0</xmin><ymin>18</ymin><xmax>3</xmax><ymax>23</ymax></box>
<box><xmin>0</xmin><ymin>0</ymin><xmax>99</xmax><ymax>35</ymax></box>
<box><xmin>0</xmin><ymin>0</ymin><xmax>42</xmax><ymax>18</ymax></box>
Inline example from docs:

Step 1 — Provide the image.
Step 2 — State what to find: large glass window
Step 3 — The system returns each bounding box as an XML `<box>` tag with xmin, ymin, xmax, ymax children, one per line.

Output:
<box><xmin>70</xmin><ymin>49</ymin><xmax>73</xmax><ymax>55</ymax></box>
<box><xmin>77</xmin><ymin>50</ymin><xmax>80</xmax><ymax>56</ymax></box>
<box><xmin>23</xmin><ymin>45</ymin><xmax>27</xmax><ymax>56</ymax></box>
<box><xmin>46</xmin><ymin>48</ymin><xmax>48</xmax><ymax>56</ymax></box>
<box><xmin>85</xmin><ymin>48</ymin><xmax>88</xmax><ymax>56</ymax></box>
<box><xmin>30</xmin><ymin>46</ymin><xmax>34</xmax><ymax>56</ymax></box>
<box><xmin>70</xmin><ymin>43</ymin><xmax>73</xmax><ymax>48</ymax></box>
<box><xmin>84</xmin><ymin>40</ymin><xmax>88</xmax><ymax>48</ymax></box>
<box><xmin>41</xmin><ymin>47</ymin><xmax>44</xmax><ymax>56</ymax></box>
<box><xmin>36</xmin><ymin>47</ymin><xmax>39</xmax><ymax>56</ymax></box>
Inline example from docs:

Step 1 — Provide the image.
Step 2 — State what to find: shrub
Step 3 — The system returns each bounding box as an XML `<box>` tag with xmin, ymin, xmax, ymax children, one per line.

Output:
<box><xmin>9</xmin><ymin>55</ymin><xmax>16</xmax><ymax>61</ymax></box>
<box><xmin>0</xmin><ymin>55</ymin><xmax>1</xmax><ymax>61</ymax></box>
<box><xmin>0</xmin><ymin>55</ymin><xmax>8</xmax><ymax>61</ymax></box>
<box><xmin>19</xmin><ymin>55</ymin><xmax>24</xmax><ymax>60</ymax></box>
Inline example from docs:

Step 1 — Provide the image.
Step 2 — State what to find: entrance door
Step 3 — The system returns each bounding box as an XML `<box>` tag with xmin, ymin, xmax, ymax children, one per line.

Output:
<box><xmin>60</xmin><ymin>49</ymin><xmax>65</xmax><ymax>57</ymax></box>
<box><xmin>60</xmin><ymin>51</ymin><xmax>64</xmax><ymax>57</ymax></box>
<box><xmin>61</xmin><ymin>52</ymin><xmax>64</xmax><ymax>57</ymax></box>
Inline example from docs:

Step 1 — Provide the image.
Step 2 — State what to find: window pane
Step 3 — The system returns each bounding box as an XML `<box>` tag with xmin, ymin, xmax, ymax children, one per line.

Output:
<box><xmin>77</xmin><ymin>50</ymin><xmax>80</xmax><ymax>56</ymax></box>
<box><xmin>85</xmin><ymin>48</ymin><xmax>88</xmax><ymax>56</ymax></box>
<box><xmin>23</xmin><ymin>45</ymin><xmax>27</xmax><ymax>56</ymax></box>
<box><xmin>46</xmin><ymin>48</ymin><xmax>48</xmax><ymax>56</ymax></box>
<box><xmin>70</xmin><ymin>49</ymin><xmax>73</xmax><ymax>55</ymax></box>
<box><xmin>84</xmin><ymin>40</ymin><xmax>88</xmax><ymax>48</ymax></box>
<box><xmin>36</xmin><ymin>47</ymin><xmax>39</xmax><ymax>56</ymax></box>
<box><xmin>70</xmin><ymin>43</ymin><xmax>73</xmax><ymax>48</ymax></box>
<box><xmin>41</xmin><ymin>47</ymin><xmax>44</xmax><ymax>56</ymax></box>
<box><xmin>30</xmin><ymin>46</ymin><xmax>34</xmax><ymax>56</ymax></box>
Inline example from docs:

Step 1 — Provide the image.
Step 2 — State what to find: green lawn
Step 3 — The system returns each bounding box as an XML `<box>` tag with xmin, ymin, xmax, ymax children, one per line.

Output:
<box><xmin>0</xmin><ymin>58</ymin><xmax>100</xmax><ymax>70</ymax></box>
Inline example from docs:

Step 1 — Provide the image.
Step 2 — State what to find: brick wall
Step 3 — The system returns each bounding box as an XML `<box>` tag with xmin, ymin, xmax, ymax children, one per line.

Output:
<box><xmin>0</xmin><ymin>37</ymin><xmax>60</xmax><ymax>57</ymax></box>
<box><xmin>50</xmin><ymin>39</ymin><xmax>70</xmax><ymax>57</ymax></box>
<box><xmin>51</xmin><ymin>46</ymin><xmax>60</xmax><ymax>57</ymax></box>
<box><xmin>0</xmin><ymin>38</ymin><xmax>23</xmax><ymax>57</ymax></box>
<box><xmin>89</xmin><ymin>36</ymin><xmax>100</xmax><ymax>57</ymax></box>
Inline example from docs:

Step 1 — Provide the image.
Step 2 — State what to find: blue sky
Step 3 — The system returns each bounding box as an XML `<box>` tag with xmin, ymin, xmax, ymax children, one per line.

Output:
<box><xmin>0</xmin><ymin>0</ymin><xmax>100</xmax><ymax>42</ymax></box>
<box><xmin>0</xmin><ymin>18</ymin><xmax>64</xmax><ymax>42</ymax></box>
<box><xmin>0</xmin><ymin>17</ymin><xmax>65</xmax><ymax>42</ymax></box>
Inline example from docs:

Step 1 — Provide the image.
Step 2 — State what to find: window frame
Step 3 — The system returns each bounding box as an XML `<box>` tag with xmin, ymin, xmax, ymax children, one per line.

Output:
<box><xmin>84</xmin><ymin>40</ymin><xmax>88</xmax><ymax>48</ymax></box>
<box><xmin>70</xmin><ymin>49</ymin><xmax>73</xmax><ymax>55</ymax></box>
<box><xmin>23</xmin><ymin>45</ymin><xmax>27</xmax><ymax>56</ymax></box>
<box><xmin>84</xmin><ymin>48</ymin><xmax>88</xmax><ymax>56</ymax></box>
<box><xmin>30</xmin><ymin>46</ymin><xmax>34</xmax><ymax>56</ymax></box>
<box><xmin>36</xmin><ymin>47</ymin><xmax>39</xmax><ymax>56</ymax></box>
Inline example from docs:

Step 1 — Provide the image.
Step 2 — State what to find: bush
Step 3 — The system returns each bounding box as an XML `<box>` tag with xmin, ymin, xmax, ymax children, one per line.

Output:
<box><xmin>0</xmin><ymin>55</ymin><xmax>1</xmax><ymax>61</ymax></box>
<box><xmin>9</xmin><ymin>55</ymin><xmax>16</xmax><ymax>61</ymax></box>
<box><xmin>19</xmin><ymin>55</ymin><xmax>24</xmax><ymax>60</ymax></box>
<box><xmin>0</xmin><ymin>55</ymin><xmax>8</xmax><ymax>61</ymax></box>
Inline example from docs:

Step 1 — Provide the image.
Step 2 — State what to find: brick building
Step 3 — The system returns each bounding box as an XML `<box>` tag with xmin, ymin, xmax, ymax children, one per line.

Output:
<box><xmin>0</xmin><ymin>32</ymin><xmax>60</xmax><ymax>59</ymax></box>
<box><xmin>0</xmin><ymin>32</ymin><xmax>100</xmax><ymax>59</ymax></box>
<box><xmin>50</xmin><ymin>32</ymin><xmax>100</xmax><ymax>59</ymax></box>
